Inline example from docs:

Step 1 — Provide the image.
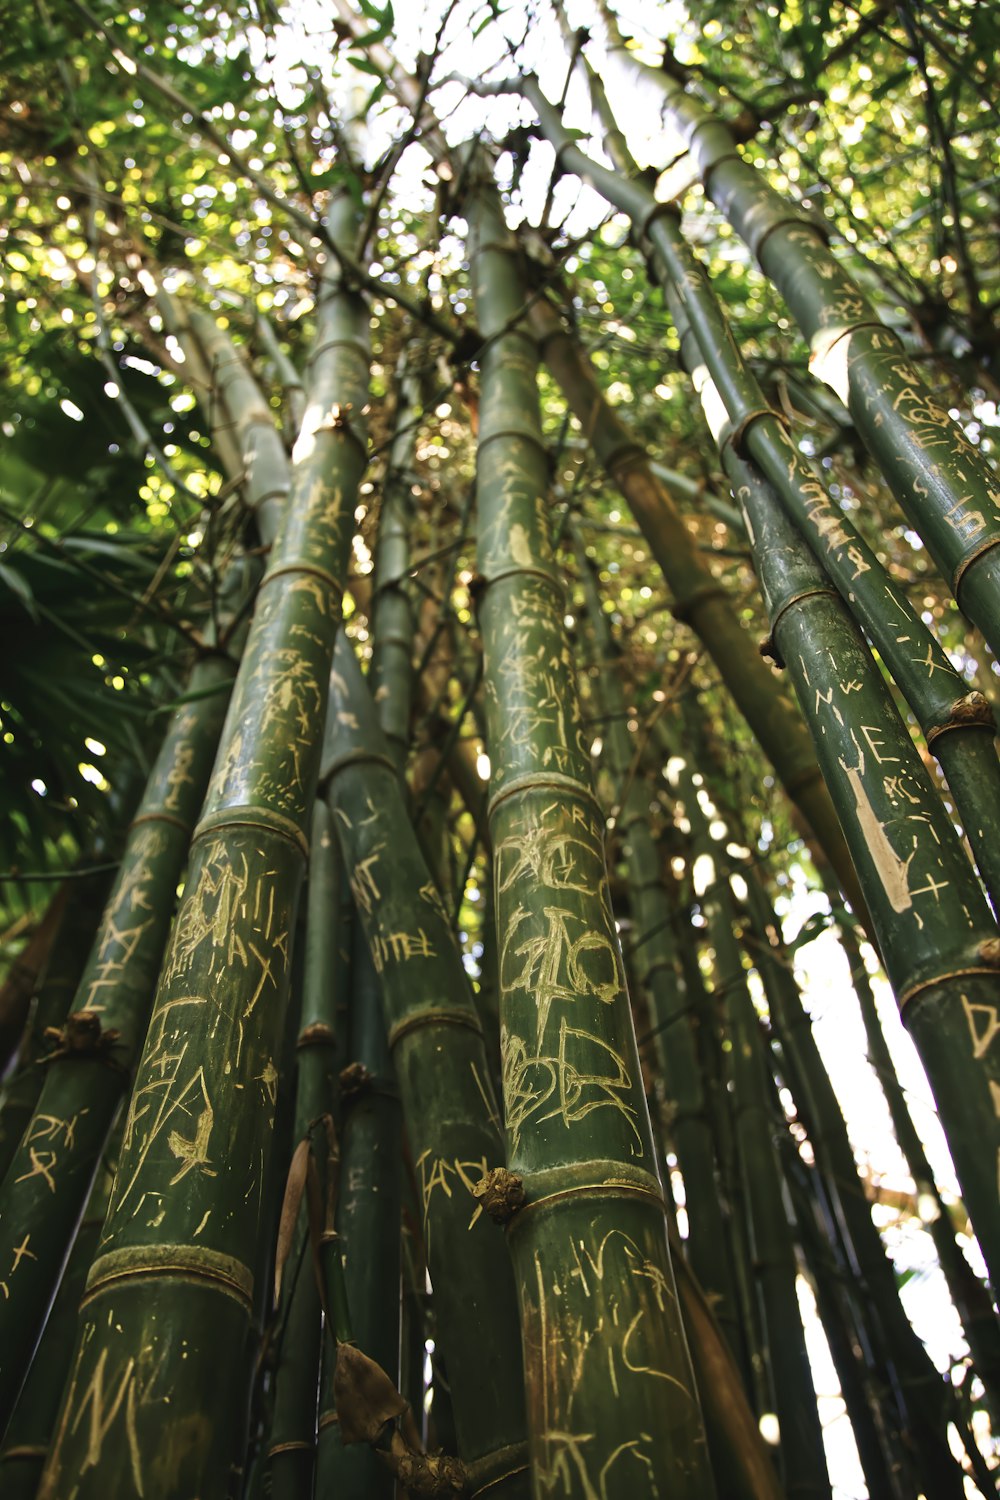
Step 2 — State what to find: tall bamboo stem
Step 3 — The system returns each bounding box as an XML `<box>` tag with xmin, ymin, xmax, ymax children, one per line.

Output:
<box><xmin>467</xmin><ymin>157</ymin><xmax>713</xmax><ymax>1497</ymax></box>
<box><xmin>37</xmin><ymin>184</ymin><xmax>371</xmax><ymax>1499</ymax></box>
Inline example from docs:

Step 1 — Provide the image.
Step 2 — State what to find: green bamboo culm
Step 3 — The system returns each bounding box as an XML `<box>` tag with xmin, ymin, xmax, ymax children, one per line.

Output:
<box><xmin>262</xmin><ymin>799</ymin><xmax>346</xmax><ymax>1500</ymax></box>
<box><xmin>531</xmin><ymin>294</ymin><xmax>867</xmax><ymax>922</ymax></box>
<box><xmin>571</xmin><ymin>528</ymin><xmax>742</xmax><ymax>1368</ymax></box>
<box><xmin>709</xmin><ymin>434</ymin><xmax>1000</xmax><ymax>1295</ymax></box>
<box><xmin>0</xmin><ymin>870</ymin><xmax>110</xmax><ymax>1180</ymax></box>
<box><xmin>518</xmin><ymin>80</ymin><xmax>1000</xmax><ymax>915</ymax></box>
<box><xmin>585</xmin><ymin>4</ymin><xmax>1000</xmax><ymax>658</ymax></box>
<box><xmin>323</xmin><ymin>923</ymin><xmax>402</xmax><ymax>1500</ymax></box>
<box><xmin>36</xmin><ymin>185</ymin><xmax>371</xmax><ymax>1500</ymax></box>
<box><xmin>321</xmin><ymin>634</ymin><xmax>530</xmax><ymax>1497</ymax></box>
<box><xmin>467</xmin><ymin>158</ymin><xmax>714</xmax><ymax>1497</ymax></box>
<box><xmin>641</xmin><ymin>204</ymin><xmax>1000</xmax><ymax>915</ymax></box>
<box><xmin>312</xmin><ymin>819</ymin><xmax>356</xmax><ymax>1500</ymax></box>
<box><xmin>0</xmin><ymin>1130</ymin><xmax>119</xmax><ymax>1500</ymax></box>
<box><xmin>0</xmin><ymin>643</ymin><xmax>239</xmax><ymax>1433</ymax></box>
<box><xmin>830</xmin><ymin>903</ymin><xmax>1000</xmax><ymax>1417</ymax></box>
<box><xmin>668</xmin><ymin>754</ymin><xmax>832</xmax><ymax>1499</ymax></box>
<box><xmin>370</xmin><ymin>345</ymin><xmax>422</xmax><ymax>773</ymax></box>
<box><xmin>180</xmin><ymin>305</ymin><xmax>293</xmax><ymax>546</ymax></box>
<box><xmin>731</xmin><ymin>835</ymin><xmax>969</xmax><ymax>1492</ymax></box>
<box><xmin>780</xmin><ymin>1144</ymin><xmax>906</xmax><ymax>1500</ymax></box>
<box><xmin>256</xmin><ymin>312</ymin><xmax>307</xmax><ymax>444</ymax></box>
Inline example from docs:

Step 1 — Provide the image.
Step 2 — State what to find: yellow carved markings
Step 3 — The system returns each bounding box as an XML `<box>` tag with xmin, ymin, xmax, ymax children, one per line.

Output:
<box><xmin>800</xmin><ymin>650</ymin><xmax>956</xmax><ymax>930</ymax></box>
<box><xmin>48</xmin><ymin>1339</ymin><xmax>145</xmax><ymax>1497</ymax></box>
<box><xmin>164</xmin><ymin>842</ymin><xmax>287</xmax><ymax>1066</ymax></box>
<box><xmin>83</xmin><ymin>825</ymin><xmax>166</xmax><ymax>1013</ymax></box>
<box><xmin>167</xmin><ymin>1069</ymin><xmax>216</xmax><ymax>1187</ymax></box>
<box><xmin>501</xmin><ymin>906</ymin><xmax>619</xmax><ymax>1045</ymax></box>
<box><xmin>371</xmin><ymin>927</ymin><xmax>436</xmax><ymax>973</ymax></box>
<box><xmin>159</xmin><ymin>709</ymin><xmax>198</xmax><ymax>811</ymax></box>
<box><xmin>489</xmin><ymin>583</ymin><xmax>589</xmax><ymax>777</ymax></box>
<box><xmin>14</xmin><ymin>1111</ymin><xmax>89</xmax><ymax>1195</ymax></box>
<box><xmin>0</xmin><ymin>1232</ymin><xmax>38</xmax><ymax>1300</ymax></box>
<box><xmin>496</xmin><ymin>799</ymin><xmax>641</xmax><ymax>1158</ymax></box>
<box><xmin>502</xmin><ymin>1020</ymin><xmax>641</xmax><ymax>1160</ymax></box>
<box><xmin>961</xmin><ymin>993</ymin><xmax>1000</xmax><ymax>1197</ymax></box>
<box><xmin>528</xmin><ymin>1229</ymin><xmax>689</xmax><ymax>1497</ymax></box>
<box><xmin>105</xmin><ymin>842</ymin><xmax>289</xmax><ymax>1231</ymax></box>
<box><xmin>415</xmin><ymin>1150</ymin><xmax>489</xmax><ymax>1256</ymax></box>
<box><xmin>113</xmin><ymin>997</ymin><xmax>216</xmax><ymax>1217</ymax></box>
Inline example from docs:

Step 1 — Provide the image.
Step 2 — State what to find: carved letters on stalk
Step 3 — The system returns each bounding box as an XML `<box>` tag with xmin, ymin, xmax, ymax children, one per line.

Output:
<box><xmin>495</xmin><ymin>798</ymin><xmax>639</xmax><ymax>1159</ymax></box>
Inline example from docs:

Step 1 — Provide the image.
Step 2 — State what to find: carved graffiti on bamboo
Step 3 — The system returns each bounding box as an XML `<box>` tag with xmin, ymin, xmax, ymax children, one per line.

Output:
<box><xmin>778</xmin><ymin>437</ymin><xmax>872</xmax><ymax>579</ymax></box>
<box><xmin>52</xmin><ymin>1342</ymin><xmax>145</xmax><ymax>1493</ymax></box>
<box><xmin>111</xmin><ymin>997</ymin><xmax>217</xmax><ymax>1217</ymax></box>
<box><xmin>418</xmin><ymin>878</ymin><xmax>450</xmax><ymax>927</ymax></box>
<box><xmin>371</xmin><ymin>926</ymin><xmax>436</xmax><ymax>973</ymax></box>
<box><xmin>164</xmin><ymin>844</ymin><xmax>287</xmax><ymax>1057</ymax></box>
<box><xmin>14</xmin><ymin>1110</ymin><xmax>89</xmax><ymax>1194</ymax></box>
<box><xmin>0</xmin><ymin>1233</ymin><xmax>38</xmax><ymax>1300</ymax></box>
<box><xmin>961</xmin><ymin>992</ymin><xmax>1000</xmax><ymax>1194</ymax></box>
<box><xmin>501</xmin><ymin>904</ymin><xmax>620</xmax><ymax>1045</ymax></box>
<box><xmin>496</xmin><ymin>807</ymin><xmax>608</xmax><ymax>901</ymax></box>
<box><xmin>533</xmin><ymin>1429</ymin><xmax>659</xmax><ymax>1500</ymax></box>
<box><xmin>349</xmin><ymin>845</ymin><xmax>384</xmax><ymax>917</ymax></box>
<box><xmin>415</xmin><ymin>1150</ymin><xmax>489</xmax><ymax>1256</ymax></box>
<box><xmin>83</xmin><ymin>825</ymin><xmax>166</xmax><ymax>1011</ymax></box>
<box><xmin>834</xmin><ymin>727</ymin><xmax>963</xmax><ymax>928</ymax></box>
<box><xmin>160</xmin><ymin>711</ymin><xmax>198</xmax><ymax>811</ymax></box>
<box><xmin>529</xmin><ymin>1233</ymin><xmax>688</xmax><ymax>1496</ymax></box>
<box><xmin>502</xmin><ymin>1018</ymin><xmax>641</xmax><ymax>1158</ymax></box>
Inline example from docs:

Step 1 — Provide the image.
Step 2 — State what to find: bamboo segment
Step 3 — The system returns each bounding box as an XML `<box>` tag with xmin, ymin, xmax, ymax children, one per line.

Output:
<box><xmin>370</xmin><ymin>347</ymin><xmax>421</xmax><ymax>773</ymax></box>
<box><xmin>321</xmin><ymin>635</ymin><xmax>529</xmax><ymax>1496</ymax></box>
<box><xmin>642</xmin><ymin>206</ymin><xmax>1000</xmax><ymax>915</ymax></box>
<box><xmin>467</xmin><ymin>162</ymin><xmax>714</xmax><ymax>1497</ymax></box>
<box><xmin>0</xmin><ymin>871</ymin><xmax>110</xmax><ymax>1180</ymax></box>
<box><xmin>671</xmin><ymin>758</ymin><xmax>832</xmax><ymax>1499</ymax></box>
<box><xmin>739</xmin><ymin>864</ymin><xmax>969</xmax><ymax>1493</ymax></box>
<box><xmin>0</xmin><ymin>648</ymin><xmax>238</xmax><ymax>1432</ymax></box>
<box><xmin>532</xmin><ymin>296</ymin><xmax>867</xmax><ymax>918</ymax></box>
<box><xmin>832</xmin><ymin>909</ymin><xmax>1000</xmax><ymax>1413</ymax></box>
<box><xmin>0</xmin><ymin>1137</ymin><xmax>117</xmax><ymax>1500</ymax></box>
<box><xmin>324</xmin><ymin>926</ymin><xmax>402</xmax><ymax>1500</ymax></box>
<box><xmin>668</xmin><ymin>1229</ymin><xmax>784</xmax><ymax>1500</ymax></box>
<box><xmin>780</xmin><ymin>1144</ymin><xmax>908</xmax><ymax>1500</ymax></box>
<box><xmin>572</xmin><ymin>531</ymin><xmax>741</xmax><ymax>1363</ymax></box>
<box><xmin>37</xmin><ymin>190</ymin><xmax>371</xmax><ymax>1500</ymax></box>
<box><xmin>712</xmin><ymin>439</ymin><xmax>1000</xmax><ymax>1294</ymax></box>
<box><xmin>520</xmin><ymin>85</ymin><xmax>1000</xmax><ymax>916</ymax></box>
<box><xmin>262</xmin><ymin>804</ymin><xmax>341</xmax><ymax>1500</ymax></box>
<box><xmin>583</xmin><ymin>11</ymin><xmax>1000</xmax><ymax>655</ymax></box>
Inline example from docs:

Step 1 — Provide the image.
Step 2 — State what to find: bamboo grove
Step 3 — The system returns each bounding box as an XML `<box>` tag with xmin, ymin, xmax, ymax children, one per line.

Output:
<box><xmin>0</xmin><ymin>1</ymin><xmax>997</xmax><ymax>1496</ymax></box>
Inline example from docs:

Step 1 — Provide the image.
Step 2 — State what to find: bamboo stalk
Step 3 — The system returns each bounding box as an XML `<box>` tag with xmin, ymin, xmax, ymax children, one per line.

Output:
<box><xmin>832</xmin><ymin>906</ymin><xmax>1000</xmax><ymax>1414</ymax></box>
<box><xmin>670</xmin><ymin>754</ymin><xmax>832</xmax><ymax>1498</ymax></box>
<box><xmin>323</xmin><ymin>926</ymin><xmax>402</xmax><ymax>1500</ymax></box>
<box><xmin>0</xmin><ymin>643</ymin><xmax>239</xmax><ymax>1431</ymax></box>
<box><xmin>698</xmin><ymin>424</ymin><xmax>1000</xmax><ymax>1294</ymax></box>
<box><xmin>37</xmin><ymin>184</ymin><xmax>371</xmax><ymax>1499</ymax></box>
<box><xmin>532</xmin><ymin>294</ymin><xmax>868</xmax><ymax>921</ymax></box>
<box><xmin>0</xmin><ymin>1132</ymin><xmax>118</xmax><ymax>1500</ymax></box>
<box><xmin>0</xmin><ymin>871</ymin><xmax>110</xmax><ymax>1179</ymax></box>
<box><xmin>581</xmin><ymin>13</ymin><xmax>1000</xmax><ymax>656</ymax></box>
<box><xmin>321</xmin><ymin>634</ymin><xmax>530</xmax><ymax>1496</ymax></box>
<box><xmin>572</xmin><ymin>527</ymin><xmax>742</xmax><ymax>1364</ymax></box>
<box><xmin>520</xmin><ymin>83</ymin><xmax>1000</xmax><ymax>916</ymax></box>
<box><xmin>467</xmin><ymin>157</ymin><xmax>713</xmax><ymax>1497</ymax></box>
<box><xmin>739</xmin><ymin>861</ymin><xmax>970</xmax><ymax>1493</ymax></box>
